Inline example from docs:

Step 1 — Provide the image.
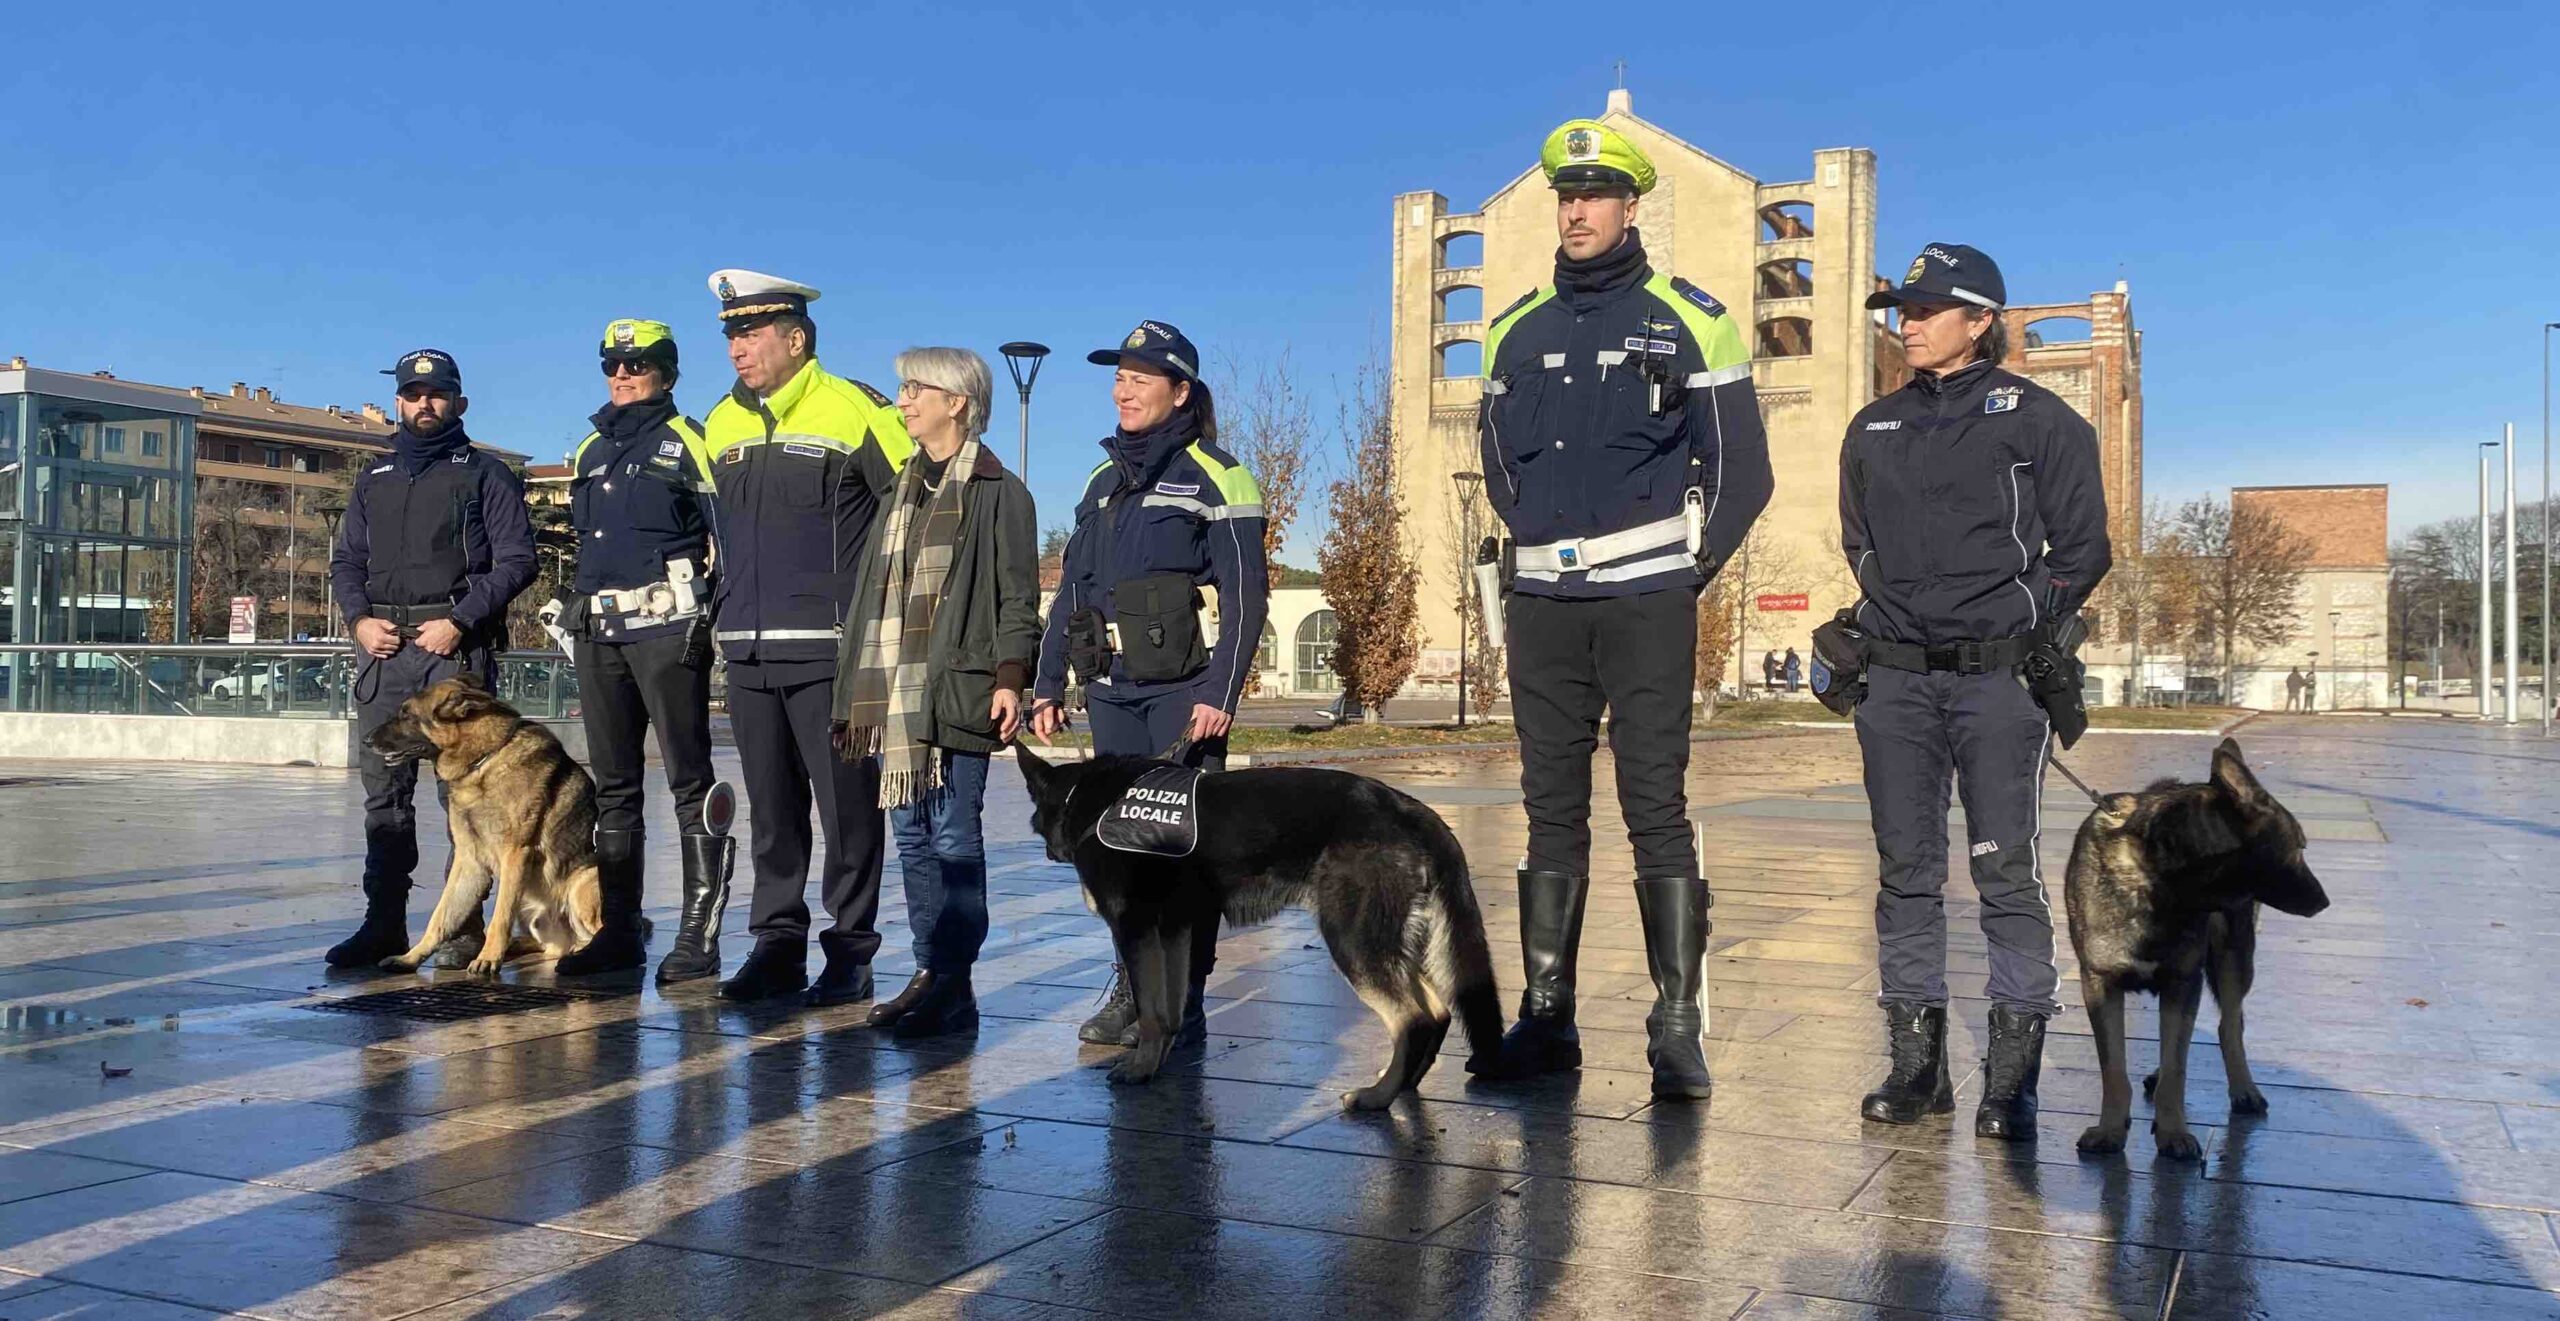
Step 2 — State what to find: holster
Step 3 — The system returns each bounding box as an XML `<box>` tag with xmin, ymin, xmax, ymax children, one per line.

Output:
<box><xmin>1065</xmin><ymin>607</ymin><xmax>1114</xmax><ymax>686</ymax></box>
<box><xmin>1111</xmin><ymin>573</ymin><xmax>1207</xmax><ymax>684</ymax></box>
<box><xmin>1472</xmin><ymin>536</ymin><xmax>1508</xmax><ymax>614</ymax></box>
<box><xmin>2020</xmin><ymin>613</ymin><xmax>2091</xmax><ymax>749</ymax></box>
<box><xmin>1809</xmin><ymin>610</ymin><xmax>1870</xmax><ymax>716</ymax></box>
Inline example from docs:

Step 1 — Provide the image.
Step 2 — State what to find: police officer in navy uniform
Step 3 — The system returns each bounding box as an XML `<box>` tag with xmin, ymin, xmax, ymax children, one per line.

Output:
<box><xmin>699</xmin><ymin>271</ymin><xmax>915</xmax><ymax>1005</ymax></box>
<box><xmin>323</xmin><ymin>349</ymin><xmax>538</xmax><ymax>969</ymax></box>
<box><xmin>1029</xmin><ymin>320</ymin><xmax>1268</xmax><ymax>1048</ymax></box>
<box><xmin>549</xmin><ymin>319</ymin><xmax>725</xmax><ymax>979</ymax></box>
<box><xmin>1464</xmin><ymin>119</ymin><xmax>1772</xmax><ymax>1101</ymax></box>
<box><xmin>1842</xmin><ymin>244</ymin><xmax>2111</xmax><ymax>1140</ymax></box>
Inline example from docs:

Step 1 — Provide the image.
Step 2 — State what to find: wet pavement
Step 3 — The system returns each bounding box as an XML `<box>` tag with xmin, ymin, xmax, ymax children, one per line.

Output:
<box><xmin>1</xmin><ymin>715</ymin><xmax>2556</xmax><ymax>1318</ymax></box>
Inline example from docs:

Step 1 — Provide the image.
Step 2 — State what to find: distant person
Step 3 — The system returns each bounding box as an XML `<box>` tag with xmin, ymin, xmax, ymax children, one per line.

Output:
<box><xmin>2301</xmin><ymin>669</ymin><xmax>2317</xmax><ymax>712</ymax></box>
<box><xmin>1783</xmin><ymin>647</ymin><xmax>1803</xmax><ymax>693</ymax></box>
<box><xmin>323</xmin><ymin>349</ymin><xmax>537</xmax><ymax>970</ymax></box>
<box><xmin>836</xmin><ymin>346</ymin><xmax>1041</xmax><ymax>1040</ymax></box>
<box><xmin>2284</xmin><ymin>667</ymin><xmax>2304</xmax><ymax>712</ymax></box>
<box><xmin>1762</xmin><ymin>649</ymin><xmax>1780</xmax><ymax>692</ymax></box>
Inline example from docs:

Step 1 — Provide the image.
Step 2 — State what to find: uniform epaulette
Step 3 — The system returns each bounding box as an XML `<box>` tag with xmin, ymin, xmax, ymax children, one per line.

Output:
<box><xmin>849</xmin><ymin>379</ymin><xmax>893</xmax><ymax>408</ymax></box>
<box><xmin>1185</xmin><ymin>439</ymin><xmax>1264</xmax><ymax>507</ymax></box>
<box><xmin>1667</xmin><ymin>277</ymin><xmax>1726</xmax><ymax>319</ymax></box>
<box><xmin>1490</xmin><ymin>288</ymin><xmax>1542</xmax><ymax>324</ymax></box>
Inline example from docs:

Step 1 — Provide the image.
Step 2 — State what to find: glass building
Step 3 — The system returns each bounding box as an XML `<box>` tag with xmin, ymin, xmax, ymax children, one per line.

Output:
<box><xmin>0</xmin><ymin>366</ymin><xmax>196</xmax><ymax>644</ymax></box>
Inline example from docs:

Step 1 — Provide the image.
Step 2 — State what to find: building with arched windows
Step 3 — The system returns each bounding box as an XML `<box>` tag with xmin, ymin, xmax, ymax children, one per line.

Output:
<box><xmin>1389</xmin><ymin>86</ymin><xmax>2144</xmax><ymax>698</ymax></box>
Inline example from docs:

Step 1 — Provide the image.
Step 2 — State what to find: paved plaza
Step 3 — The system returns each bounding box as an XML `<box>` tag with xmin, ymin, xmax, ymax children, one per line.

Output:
<box><xmin>1</xmin><ymin>717</ymin><xmax>2557</xmax><ymax>1318</ymax></box>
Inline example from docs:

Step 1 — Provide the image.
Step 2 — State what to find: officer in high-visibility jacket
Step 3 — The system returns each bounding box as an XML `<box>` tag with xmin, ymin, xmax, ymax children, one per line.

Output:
<box><xmin>1465</xmin><ymin>119</ymin><xmax>1773</xmax><ymax>1102</ymax></box>
<box><xmin>699</xmin><ymin>270</ymin><xmax>914</xmax><ymax>1005</ymax></box>
<box><xmin>548</xmin><ymin>319</ymin><xmax>724</xmax><ymax>980</ymax></box>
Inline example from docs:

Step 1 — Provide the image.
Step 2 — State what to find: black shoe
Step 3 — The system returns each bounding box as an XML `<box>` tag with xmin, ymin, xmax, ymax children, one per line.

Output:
<box><xmin>1861</xmin><ymin>1002</ymin><xmax>1956</xmax><ymax>1124</ymax></box>
<box><xmin>1975</xmin><ymin>1005</ymin><xmax>2046</xmax><ymax>1142</ymax></box>
<box><xmin>717</xmin><ymin>941</ymin><xmax>808</xmax><ymax>1001</ymax></box>
<box><xmin>1099</xmin><ymin>979</ymin><xmax>1209</xmax><ymax>1047</ymax></box>
<box><xmin>869</xmin><ymin>971</ymin><xmax>934</xmax><ymax>1028</ymax></box>
<box><xmin>1636</xmin><ymin>876</ymin><xmax>1715</xmax><ymax>1101</ymax></box>
<box><xmin>891</xmin><ymin>970</ymin><xmax>980</xmax><ymax>1038</ymax></box>
<box><xmin>328</xmin><ymin>833</ymin><xmax>416</xmax><ymax>968</ymax></box>
<box><xmin>1472</xmin><ymin>867</ymin><xmax>1589</xmax><ymax>1079</ymax></box>
<box><xmin>656</xmin><ymin>833</ymin><xmax>731</xmax><ymax>986</ymax></box>
<box><xmin>429</xmin><ymin>907</ymin><xmax>488</xmax><ymax>970</ymax></box>
<box><xmin>1079</xmin><ymin>965</ymin><xmax>1138</xmax><ymax>1044</ymax></box>
<box><xmin>325</xmin><ymin>908</ymin><xmax>410</xmax><ymax>968</ymax></box>
<box><xmin>806</xmin><ymin>953</ymin><xmax>875</xmax><ymax>1007</ymax></box>
<box><xmin>557</xmin><ymin>829</ymin><xmax>648</xmax><ymax>975</ymax></box>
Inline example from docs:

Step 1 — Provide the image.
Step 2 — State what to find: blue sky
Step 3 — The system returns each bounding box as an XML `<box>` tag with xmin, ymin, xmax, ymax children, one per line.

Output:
<box><xmin>7</xmin><ymin>3</ymin><xmax>2555</xmax><ymax>548</ymax></box>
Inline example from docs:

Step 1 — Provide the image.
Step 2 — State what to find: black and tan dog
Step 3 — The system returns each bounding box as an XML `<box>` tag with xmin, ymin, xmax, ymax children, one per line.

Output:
<box><xmin>2064</xmin><ymin>738</ymin><xmax>2330</xmax><ymax>1159</ymax></box>
<box><xmin>368</xmin><ymin>677</ymin><xmax>607</xmax><ymax>977</ymax></box>
<box><xmin>1015</xmin><ymin>747</ymin><xmax>1506</xmax><ymax>1109</ymax></box>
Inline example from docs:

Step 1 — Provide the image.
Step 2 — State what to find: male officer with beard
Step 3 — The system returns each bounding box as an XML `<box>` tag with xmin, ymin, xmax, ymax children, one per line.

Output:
<box><xmin>323</xmin><ymin>349</ymin><xmax>538</xmax><ymax>969</ymax></box>
<box><xmin>1464</xmin><ymin>118</ymin><xmax>1771</xmax><ymax>1101</ymax></box>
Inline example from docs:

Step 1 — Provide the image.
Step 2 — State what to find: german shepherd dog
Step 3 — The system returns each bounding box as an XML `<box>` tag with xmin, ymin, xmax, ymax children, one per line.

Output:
<box><xmin>1014</xmin><ymin>747</ymin><xmax>1507</xmax><ymax>1109</ymax></box>
<box><xmin>367</xmin><ymin>677</ymin><xmax>607</xmax><ymax>977</ymax></box>
<box><xmin>2064</xmin><ymin>739</ymin><xmax>2330</xmax><ymax>1159</ymax></box>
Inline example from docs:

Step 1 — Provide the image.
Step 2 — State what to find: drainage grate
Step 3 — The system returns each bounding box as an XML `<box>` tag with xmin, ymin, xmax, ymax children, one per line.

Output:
<box><xmin>302</xmin><ymin>982</ymin><xmax>613</xmax><ymax>1023</ymax></box>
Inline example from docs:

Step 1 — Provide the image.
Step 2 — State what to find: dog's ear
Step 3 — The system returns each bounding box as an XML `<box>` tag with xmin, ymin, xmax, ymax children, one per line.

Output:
<box><xmin>1012</xmin><ymin>742</ymin><xmax>1052</xmax><ymax>798</ymax></box>
<box><xmin>2209</xmin><ymin>739</ymin><xmax>2267</xmax><ymax>808</ymax></box>
<box><xmin>451</xmin><ymin>672</ymin><xmax>492</xmax><ymax>694</ymax></box>
<box><xmin>431</xmin><ymin>679</ymin><xmax>495</xmax><ymax>724</ymax></box>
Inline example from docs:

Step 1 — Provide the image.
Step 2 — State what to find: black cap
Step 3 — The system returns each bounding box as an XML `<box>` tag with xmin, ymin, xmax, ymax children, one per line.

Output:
<box><xmin>1866</xmin><ymin>244</ymin><xmax>2006</xmax><ymax>311</ymax></box>
<box><xmin>1088</xmin><ymin>320</ymin><xmax>1200</xmax><ymax>383</ymax></box>
<box><xmin>382</xmin><ymin>348</ymin><xmax>461</xmax><ymax>394</ymax></box>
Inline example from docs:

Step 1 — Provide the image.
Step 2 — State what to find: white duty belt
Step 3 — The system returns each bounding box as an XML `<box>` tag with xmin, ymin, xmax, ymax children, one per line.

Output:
<box><xmin>590</xmin><ymin>557</ymin><xmax>706</xmax><ymax>626</ymax></box>
<box><xmin>1512</xmin><ymin>491</ymin><xmax>1706</xmax><ymax>585</ymax></box>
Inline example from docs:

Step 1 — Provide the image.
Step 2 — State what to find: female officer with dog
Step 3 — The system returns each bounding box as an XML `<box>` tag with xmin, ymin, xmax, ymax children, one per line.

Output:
<box><xmin>1826</xmin><ymin>242</ymin><xmax>2111</xmax><ymax>1141</ymax></box>
<box><xmin>1029</xmin><ymin>319</ymin><xmax>1268</xmax><ymax>1050</ymax></box>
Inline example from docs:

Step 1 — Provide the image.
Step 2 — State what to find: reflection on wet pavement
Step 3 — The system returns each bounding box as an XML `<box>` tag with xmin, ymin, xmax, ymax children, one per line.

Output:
<box><xmin>1</xmin><ymin>718</ymin><xmax>2556</xmax><ymax>1317</ymax></box>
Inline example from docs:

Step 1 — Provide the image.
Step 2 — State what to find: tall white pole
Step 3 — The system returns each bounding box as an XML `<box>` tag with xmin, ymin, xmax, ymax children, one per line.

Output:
<box><xmin>2480</xmin><ymin>442</ymin><xmax>2496</xmax><ymax>718</ymax></box>
<box><xmin>2507</xmin><ymin>423</ymin><xmax>2521</xmax><ymax>724</ymax></box>
<box><xmin>2544</xmin><ymin>325</ymin><xmax>2554</xmax><ymax>736</ymax></box>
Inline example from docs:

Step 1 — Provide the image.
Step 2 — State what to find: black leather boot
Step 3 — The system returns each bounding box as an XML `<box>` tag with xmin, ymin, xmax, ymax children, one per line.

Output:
<box><xmin>326</xmin><ymin>830</ymin><xmax>415</xmax><ymax>968</ymax></box>
<box><xmin>1471</xmin><ymin>867</ymin><xmax>1588</xmax><ymax>1079</ymax></box>
<box><xmin>718</xmin><ymin>940</ymin><xmax>808</xmax><ymax>1001</ymax></box>
<box><xmin>1861</xmin><ymin>1002</ymin><xmax>1956</xmax><ymax>1124</ymax></box>
<box><xmin>556</xmin><ymin>829</ymin><xmax>648</xmax><ymax>975</ymax></box>
<box><xmin>1079</xmin><ymin>966</ymin><xmax>1138</xmax><ymax>1044</ymax></box>
<box><xmin>655</xmin><ymin>834</ymin><xmax>730</xmax><ymax>986</ymax></box>
<box><xmin>1098</xmin><ymin>978</ymin><xmax>1209</xmax><ymax>1048</ymax></box>
<box><xmin>869</xmin><ymin>972</ymin><xmax>934</xmax><ymax>1028</ymax></box>
<box><xmin>806</xmin><ymin>932</ymin><xmax>875</xmax><ymax>1007</ymax></box>
<box><xmin>1975</xmin><ymin>1005</ymin><xmax>2046</xmax><ymax>1142</ymax></box>
<box><xmin>1636</xmin><ymin>876</ymin><xmax>1715</xmax><ymax>1101</ymax></box>
<box><xmin>892</xmin><ymin>969</ymin><xmax>980</xmax><ymax>1038</ymax></box>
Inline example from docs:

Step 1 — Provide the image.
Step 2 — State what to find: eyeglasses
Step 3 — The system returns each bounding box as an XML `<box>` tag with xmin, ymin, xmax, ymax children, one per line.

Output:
<box><xmin>897</xmin><ymin>380</ymin><xmax>951</xmax><ymax>399</ymax></box>
<box><xmin>602</xmin><ymin>359</ymin><xmax>657</xmax><ymax>378</ymax></box>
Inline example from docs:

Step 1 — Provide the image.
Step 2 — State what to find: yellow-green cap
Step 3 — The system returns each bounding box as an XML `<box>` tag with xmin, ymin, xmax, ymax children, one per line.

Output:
<box><xmin>599</xmin><ymin>318</ymin><xmax>676</xmax><ymax>355</ymax></box>
<box><xmin>1541</xmin><ymin>119</ymin><xmax>1655</xmax><ymax>196</ymax></box>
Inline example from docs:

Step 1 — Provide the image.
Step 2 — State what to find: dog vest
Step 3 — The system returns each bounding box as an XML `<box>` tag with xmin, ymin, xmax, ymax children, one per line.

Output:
<box><xmin>1095</xmin><ymin>765</ymin><xmax>1202</xmax><ymax>857</ymax></box>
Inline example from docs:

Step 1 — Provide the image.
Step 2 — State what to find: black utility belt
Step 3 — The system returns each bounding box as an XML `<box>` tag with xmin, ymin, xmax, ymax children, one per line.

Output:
<box><xmin>369</xmin><ymin>603</ymin><xmax>455</xmax><ymax>627</ymax></box>
<box><xmin>1067</xmin><ymin>572</ymin><xmax>1207</xmax><ymax>686</ymax></box>
<box><xmin>1862</xmin><ymin>634</ymin><xmax>2032</xmax><ymax>676</ymax></box>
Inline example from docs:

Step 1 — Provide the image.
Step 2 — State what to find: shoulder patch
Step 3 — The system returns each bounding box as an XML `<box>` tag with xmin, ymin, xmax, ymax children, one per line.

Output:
<box><xmin>1490</xmin><ymin>289</ymin><xmax>1540</xmax><ymax>324</ymax></box>
<box><xmin>1668</xmin><ymin>277</ymin><xmax>1726</xmax><ymax>318</ymax></box>
<box><xmin>850</xmin><ymin>379</ymin><xmax>892</xmax><ymax>408</ymax></box>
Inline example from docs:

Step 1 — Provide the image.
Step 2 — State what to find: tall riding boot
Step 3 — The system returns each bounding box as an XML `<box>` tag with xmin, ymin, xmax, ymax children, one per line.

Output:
<box><xmin>1860</xmin><ymin>1002</ymin><xmax>1956</xmax><ymax>1124</ymax></box>
<box><xmin>1635</xmin><ymin>876</ymin><xmax>1715</xmax><ymax>1101</ymax></box>
<box><xmin>557</xmin><ymin>829</ymin><xmax>648</xmax><ymax>975</ymax></box>
<box><xmin>326</xmin><ymin>828</ymin><xmax>415</xmax><ymax>968</ymax></box>
<box><xmin>1975</xmin><ymin>1006</ymin><xmax>2046</xmax><ymax>1142</ymax></box>
<box><xmin>1472</xmin><ymin>867</ymin><xmax>1588</xmax><ymax>1078</ymax></box>
<box><xmin>655</xmin><ymin>833</ymin><xmax>731</xmax><ymax>986</ymax></box>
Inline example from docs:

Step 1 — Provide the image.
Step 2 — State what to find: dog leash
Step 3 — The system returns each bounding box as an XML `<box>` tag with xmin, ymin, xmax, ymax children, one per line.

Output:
<box><xmin>2045</xmin><ymin>750</ymin><xmax>2103</xmax><ymax>806</ymax></box>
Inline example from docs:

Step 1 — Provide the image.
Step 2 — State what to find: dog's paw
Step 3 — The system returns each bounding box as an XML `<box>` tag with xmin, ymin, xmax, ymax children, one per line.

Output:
<box><xmin>1341</xmin><ymin>1083</ymin><xmax>1402</xmax><ymax>1112</ymax></box>
<box><xmin>467</xmin><ymin>956</ymin><xmax>505</xmax><ymax>979</ymax></box>
<box><xmin>2229</xmin><ymin>1084</ymin><xmax>2269</xmax><ymax>1116</ymax></box>
<box><xmin>377</xmin><ymin>955</ymin><xmax>422</xmax><ymax>973</ymax></box>
<box><xmin>1105</xmin><ymin>1059</ymin><xmax>1159</xmax><ymax>1087</ymax></box>
<box><xmin>2140</xmin><ymin>1070</ymin><xmax>2159</xmax><ymax>1100</ymax></box>
<box><xmin>2076</xmin><ymin>1124</ymin><xmax>2128</xmax><ymax>1156</ymax></box>
<box><xmin>2152</xmin><ymin>1124</ymin><xmax>2204</xmax><ymax>1161</ymax></box>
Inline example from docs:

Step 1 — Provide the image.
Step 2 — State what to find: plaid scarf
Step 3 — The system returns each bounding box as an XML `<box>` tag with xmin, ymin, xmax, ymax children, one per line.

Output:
<box><xmin>841</xmin><ymin>438</ymin><xmax>978</xmax><ymax>807</ymax></box>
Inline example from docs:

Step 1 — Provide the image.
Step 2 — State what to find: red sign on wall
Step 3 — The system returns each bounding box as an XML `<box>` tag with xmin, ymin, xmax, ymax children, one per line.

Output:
<box><xmin>1755</xmin><ymin>593</ymin><xmax>1810</xmax><ymax>612</ymax></box>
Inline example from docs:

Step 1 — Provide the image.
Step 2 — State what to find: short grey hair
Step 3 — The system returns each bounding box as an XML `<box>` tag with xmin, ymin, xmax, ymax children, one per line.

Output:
<box><xmin>893</xmin><ymin>346</ymin><xmax>994</xmax><ymax>439</ymax></box>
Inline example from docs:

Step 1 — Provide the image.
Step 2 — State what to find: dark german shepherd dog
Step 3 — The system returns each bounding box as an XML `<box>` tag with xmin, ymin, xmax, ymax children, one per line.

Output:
<box><xmin>1014</xmin><ymin>747</ymin><xmax>1507</xmax><ymax>1109</ymax></box>
<box><xmin>2064</xmin><ymin>739</ymin><xmax>2330</xmax><ymax>1159</ymax></box>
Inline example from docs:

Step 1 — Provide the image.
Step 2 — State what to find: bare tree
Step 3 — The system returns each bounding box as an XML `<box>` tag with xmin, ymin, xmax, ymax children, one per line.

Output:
<box><xmin>2164</xmin><ymin>493</ymin><xmax>2315</xmax><ymax>699</ymax></box>
<box><xmin>2090</xmin><ymin>498</ymin><xmax>2192</xmax><ymax>704</ymax></box>
<box><xmin>1721</xmin><ymin>522</ymin><xmax>1809</xmax><ymax>696</ymax></box>
<box><xmin>190</xmin><ymin>479</ymin><xmax>286</xmax><ymax>639</ymax></box>
<box><xmin>1695</xmin><ymin>575</ymin><xmax>1740</xmax><ymax>717</ymax></box>
<box><xmin>1217</xmin><ymin>352</ymin><xmax>1319</xmax><ymax>697</ymax></box>
<box><xmin>1441</xmin><ymin>477</ymin><xmax>1503</xmax><ymax>718</ymax></box>
<box><xmin>1315</xmin><ymin>363</ymin><xmax>1420</xmax><ymax>721</ymax></box>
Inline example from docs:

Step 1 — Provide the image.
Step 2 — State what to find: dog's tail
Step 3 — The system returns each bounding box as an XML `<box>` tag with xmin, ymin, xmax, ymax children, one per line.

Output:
<box><xmin>1416</xmin><ymin>809</ymin><xmax>1507</xmax><ymax>1067</ymax></box>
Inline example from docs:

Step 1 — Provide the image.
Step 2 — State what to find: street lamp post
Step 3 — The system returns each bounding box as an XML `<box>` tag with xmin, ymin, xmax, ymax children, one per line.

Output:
<box><xmin>2508</xmin><ymin>424</ymin><xmax>2522</xmax><ymax>725</ymax></box>
<box><xmin>315</xmin><ymin>500</ymin><xmax>345</xmax><ymax>636</ymax></box>
<box><xmin>1452</xmin><ymin>472</ymin><xmax>1484</xmax><ymax>728</ymax></box>
<box><xmin>2481</xmin><ymin>439</ymin><xmax>2500</xmax><ymax>718</ymax></box>
<box><xmin>998</xmin><ymin>343</ymin><xmax>1051</xmax><ymax>482</ymax></box>
<box><xmin>2543</xmin><ymin>323</ymin><xmax>2556</xmax><ymax>735</ymax></box>
<box><xmin>2327</xmin><ymin>611</ymin><xmax>2342</xmax><ymax>711</ymax></box>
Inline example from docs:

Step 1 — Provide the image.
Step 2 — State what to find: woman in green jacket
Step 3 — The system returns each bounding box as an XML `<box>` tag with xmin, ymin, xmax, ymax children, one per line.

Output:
<box><xmin>835</xmin><ymin>346</ymin><xmax>1041</xmax><ymax>1037</ymax></box>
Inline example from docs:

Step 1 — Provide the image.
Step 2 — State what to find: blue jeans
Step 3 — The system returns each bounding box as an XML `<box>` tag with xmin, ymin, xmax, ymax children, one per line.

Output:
<box><xmin>889</xmin><ymin>748</ymin><xmax>990</xmax><ymax>974</ymax></box>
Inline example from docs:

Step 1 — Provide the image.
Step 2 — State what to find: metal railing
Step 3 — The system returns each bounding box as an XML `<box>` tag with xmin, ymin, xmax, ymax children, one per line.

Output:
<box><xmin>0</xmin><ymin>645</ymin><xmax>579</xmax><ymax>720</ymax></box>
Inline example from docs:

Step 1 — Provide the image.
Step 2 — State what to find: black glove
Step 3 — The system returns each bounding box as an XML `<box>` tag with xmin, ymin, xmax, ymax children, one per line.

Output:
<box><xmin>2021</xmin><ymin>612</ymin><xmax>2090</xmax><ymax>749</ymax></box>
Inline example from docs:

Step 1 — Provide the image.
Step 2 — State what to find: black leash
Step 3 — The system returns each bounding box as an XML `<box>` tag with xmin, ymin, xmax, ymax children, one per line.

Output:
<box><xmin>2045</xmin><ymin>749</ymin><xmax>2103</xmax><ymax>806</ymax></box>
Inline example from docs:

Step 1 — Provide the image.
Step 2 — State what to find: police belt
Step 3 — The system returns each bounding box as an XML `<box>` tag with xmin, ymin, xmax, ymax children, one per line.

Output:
<box><xmin>369</xmin><ymin>603</ymin><xmax>454</xmax><ymax>627</ymax></box>
<box><xmin>1860</xmin><ymin>634</ymin><xmax>2034</xmax><ymax>676</ymax></box>
<box><xmin>587</xmin><ymin>583</ymin><xmax>701</xmax><ymax>627</ymax></box>
<box><xmin>1512</xmin><ymin>510</ymin><xmax>1693</xmax><ymax>583</ymax></box>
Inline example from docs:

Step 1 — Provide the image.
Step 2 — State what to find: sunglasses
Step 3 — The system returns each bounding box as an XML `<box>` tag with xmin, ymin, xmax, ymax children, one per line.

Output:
<box><xmin>602</xmin><ymin>359</ymin><xmax>658</xmax><ymax>378</ymax></box>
